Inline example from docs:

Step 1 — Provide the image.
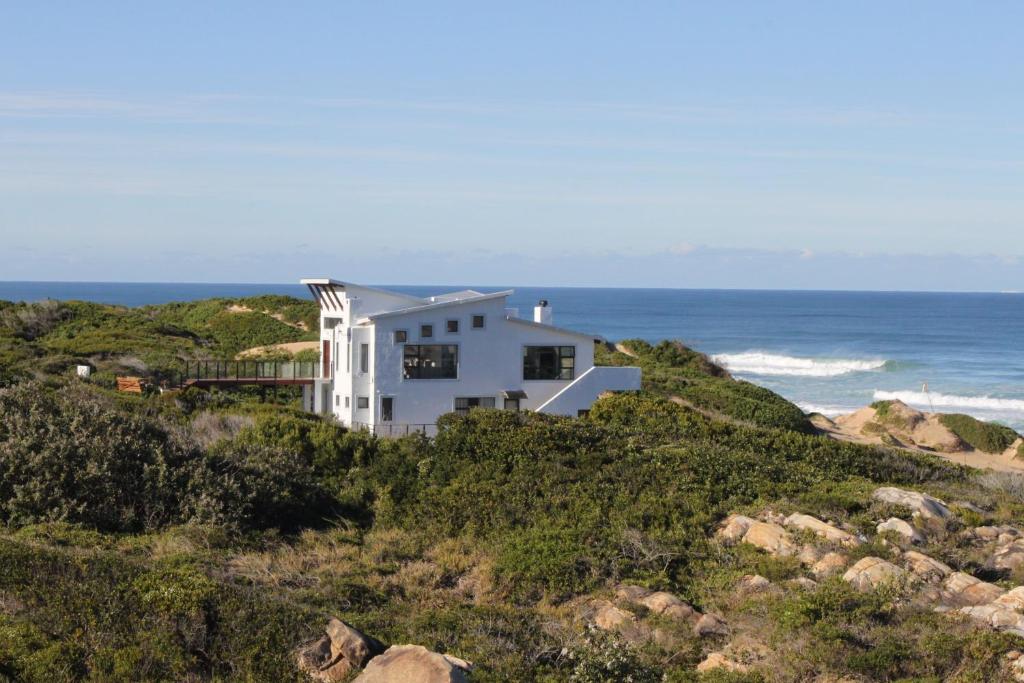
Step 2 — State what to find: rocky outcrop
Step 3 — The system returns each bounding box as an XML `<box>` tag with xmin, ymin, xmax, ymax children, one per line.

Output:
<box><xmin>614</xmin><ymin>585</ymin><xmax>698</xmax><ymax>621</ymax></box>
<box><xmin>784</xmin><ymin>513</ymin><xmax>860</xmax><ymax>547</ymax></box>
<box><xmin>873</xmin><ymin>487</ymin><xmax>952</xmax><ymax>521</ymax></box>
<box><xmin>958</xmin><ymin>604</ymin><xmax>1024</xmax><ymax>636</ymax></box>
<box><xmin>717</xmin><ymin>514</ymin><xmax>756</xmax><ymax>543</ymax></box>
<box><xmin>994</xmin><ymin>540</ymin><xmax>1024</xmax><ymax>572</ymax></box>
<box><xmin>354</xmin><ymin>645</ymin><xmax>473</xmax><ymax>683</ymax></box>
<box><xmin>740</xmin><ymin>520</ymin><xmax>799</xmax><ymax>556</ymax></box>
<box><xmin>877</xmin><ymin>517</ymin><xmax>925</xmax><ymax>545</ymax></box>
<box><xmin>737</xmin><ymin>574</ymin><xmax>771</xmax><ymax>594</ymax></box>
<box><xmin>587</xmin><ymin>600</ymin><xmax>650</xmax><ymax>643</ymax></box>
<box><xmin>842</xmin><ymin>557</ymin><xmax>909</xmax><ymax>592</ymax></box>
<box><xmin>941</xmin><ymin>572</ymin><xmax>1005</xmax><ymax>607</ymax></box>
<box><xmin>296</xmin><ymin>619</ymin><xmax>387</xmax><ymax>682</ymax></box>
<box><xmin>811</xmin><ymin>552</ymin><xmax>849</xmax><ymax>578</ymax></box>
<box><xmin>696</xmin><ymin>652</ymin><xmax>748</xmax><ymax>673</ymax></box>
<box><xmin>902</xmin><ymin>550</ymin><xmax>952</xmax><ymax>582</ymax></box>
<box><xmin>693</xmin><ymin>613</ymin><xmax>729</xmax><ymax>637</ymax></box>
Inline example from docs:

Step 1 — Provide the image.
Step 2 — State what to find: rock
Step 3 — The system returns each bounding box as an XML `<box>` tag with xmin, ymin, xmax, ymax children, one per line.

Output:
<box><xmin>941</xmin><ymin>572</ymin><xmax>1005</xmax><ymax>607</ymax></box>
<box><xmin>615</xmin><ymin>584</ymin><xmax>652</xmax><ymax>603</ymax></box>
<box><xmin>738</xmin><ymin>575</ymin><xmax>771</xmax><ymax>593</ymax></box>
<box><xmin>873</xmin><ymin>487</ymin><xmax>952</xmax><ymax>521</ymax></box>
<box><xmin>974</xmin><ymin>526</ymin><xmax>1003</xmax><ymax>541</ymax></box>
<box><xmin>902</xmin><ymin>550</ymin><xmax>952</xmax><ymax>582</ymax></box>
<box><xmin>790</xmin><ymin>577</ymin><xmax>819</xmax><ymax>590</ymax></box>
<box><xmin>784</xmin><ymin>513</ymin><xmax>860</xmax><ymax>547</ymax></box>
<box><xmin>741</xmin><ymin>521</ymin><xmax>798</xmax><ymax>557</ymax></box>
<box><xmin>296</xmin><ymin>636</ymin><xmax>352</xmax><ymax>683</ymax></box>
<box><xmin>588</xmin><ymin>600</ymin><xmax>650</xmax><ymax>643</ymax></box>
<box><xmin>798</xmin><ymin>544</ymin><xmax>824</xmax><ymax>566</ymax></box>
<box><xmin>638</xmin><ymin>591</ymin><xmax>697</xmax><ymax>620</ymax></box>
<box><xmin>696</xmin><ymin>652</ymin><xmax>748</xmax><ymax>673</ymax></box>
<box><xmin>959</xmin><ymin>604</ymin><xmax>1024</xmax><ymax>636</ymax></box>
<box><xmin>877</xmin><ymin>518</ymin><xmax>925</xmax><ymax>545</ymax></box>
<box><xmin>811</xmin><ymin>552</ymin><xmax>849</xmax><ymax>578</ymax></box>
<box><xmin>763</xmin><ymin>510</ymin><xmax>787</xmax><ymax>526</ymax></box>
<box><xmin>693</xmin><ymin>613</ymin><xmax>729</xmax><ymax>637</ymax></box>
<box><xmin>994</xmin><ymin>541</ymin><xmax>1024</xmax><ymax>572</ymax></box>
<box><xmin>296</xmin><ymin>619</ymin><xmax>387</xmax><ymax>683</ymax></box>
<box><xmin>354</xmin><ymin>645</ymin><xmax>472</xmax><ymax>683</ymax></box>
<box><xmin>717</xmin><ymin>515</ymin><xmax>756</xmax><ymax>543</ymax></box>
<box><xmin>326</xmin><ymin>618</ymin><xmax>386</xmax><ymax>669</ymax></box>
<box><xmin>995</xmin><ymin>587</ymin><xmax>1024</xmax><ymax>612</ymax></box>
<box><xmin>842</xmin><ymin>557</ymin><xmax>909</xmax><ymax>592</ymax></box>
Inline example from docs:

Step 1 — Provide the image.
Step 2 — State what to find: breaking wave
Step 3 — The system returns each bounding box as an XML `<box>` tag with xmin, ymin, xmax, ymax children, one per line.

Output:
<box><xmin>712</xmin><ymin>352</ymin><xmax>888</xmax><ymax>377</ymax></box>
<box><xmin>872</xmin><ymin>390</ymin><xmax>1024</xmax><ymax>415</ymax></box>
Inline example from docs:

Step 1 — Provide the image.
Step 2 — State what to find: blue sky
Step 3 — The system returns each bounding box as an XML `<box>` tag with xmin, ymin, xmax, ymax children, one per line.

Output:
<box><xmin>1</xmin><ymin>2</ymin><xmax>1022</xmax><ymax>289</ymax></box>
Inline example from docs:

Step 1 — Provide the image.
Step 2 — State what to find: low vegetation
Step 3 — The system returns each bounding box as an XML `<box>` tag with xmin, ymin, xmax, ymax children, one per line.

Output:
<box><xmin>939</xmin><ymin>413</ymin><xmax>1021</xmax><ymax>454</ymax></box>
<box><xmin>1</xmin><ymin>296</ymin><xmax>1024</xmax><ymax>681</ymax></box>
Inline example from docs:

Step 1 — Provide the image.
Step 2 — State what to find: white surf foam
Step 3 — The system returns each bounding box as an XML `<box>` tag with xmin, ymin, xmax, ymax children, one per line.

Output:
<box><xmin>872</xmin><ymin>390</ymin><xmax>1024</xmax><ymax>415</ymax></box>
<box><xmin>712</xmin><ymin>352</ymin><xmax>887</xmax><ymax>378</ymax></box>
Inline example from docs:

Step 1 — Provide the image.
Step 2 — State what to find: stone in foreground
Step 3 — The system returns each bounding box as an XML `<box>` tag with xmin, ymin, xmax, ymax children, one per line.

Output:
<box><xmin>872</xmin><ymin>487</ymin><xmax>952</xmax><ymax>521</ymax></box>
<box><xmin>842</xmin><ymin>557</ymin><xmax>909</xmax><ymax>592</ymax></box>
<box><xmin>354</xmin><ymin>645</ymin><xmax>473</xmax><ymax>683</ymax></box>
<box><xmin>784</xmin><ymin>513</ymin><xmax>860</xmax><ymax>547</ymax></box>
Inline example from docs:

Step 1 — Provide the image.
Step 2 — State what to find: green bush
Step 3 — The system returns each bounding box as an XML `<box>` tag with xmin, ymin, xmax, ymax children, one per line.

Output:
<box><xmin>938</xmin><ymin>413</ymin><xmax>1020</xmax><ymax>453</ymax></box>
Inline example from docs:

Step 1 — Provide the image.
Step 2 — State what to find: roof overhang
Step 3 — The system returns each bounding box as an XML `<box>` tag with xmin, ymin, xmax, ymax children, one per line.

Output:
<box><xmin>503</xmin><ymin>389</ymin><xmax>528</xmax><ymax>400</ymax></box>
<box><xmin>301</xmin><ymin>278</ymin><xmax>345</xmax><ymax>314</ymax></box>
<box><xmin>360</xmin><ymin>290</ymin><xmax>514</xmax><ymax>322</ymax></box>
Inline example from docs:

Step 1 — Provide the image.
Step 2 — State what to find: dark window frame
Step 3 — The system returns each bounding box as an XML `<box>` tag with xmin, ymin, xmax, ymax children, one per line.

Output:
<box><xmin>420</xmin><ymin>324</ymin><xmax>433</xmax><ymax>338</ymax></box>
<box><xmin>403</xmin><ymin>344</ymin><xmax>459</xmax><ymax>380</ymax></box>
<box><xmin>523</xmin><ymin>345</ymin><xmax>575</xmax><ymax>381</ymax></box>
<box><xmin>446</xmin><ymin>319</ymin><xmax>459</xmax><ymax>334</ymax></box>
<box><xmin>381</xmin><ymin>397</ymin><xmax>394</xmax><ymax>422</ymax></box>
<box><xmin>356</xmin><ymin>396</ymin><xmax>369</xmax><ymax>409</ymax></box>
<box><xmin>454</xmin><ymin>396</ymin><xmax>496</xmax><ymax>415</ymax></box>
<box><xmin>359</xmin><ymin>343</ymin><xmax>369</xmax><ymax>374</ymax></box>
<box><xmin>471</xmin><ymin>314</ymin><xmax>485</xmax><ymax>329</ymax></box>
<box><xmin>394</xmin><ymin>329</ymin><xmax>408</xmax><ymax>343</ymax></box>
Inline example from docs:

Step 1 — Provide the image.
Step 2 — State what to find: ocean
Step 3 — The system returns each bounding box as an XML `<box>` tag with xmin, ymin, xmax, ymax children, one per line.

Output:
<box><xmin>3</xmin><ymin>281</ymin><xmax>1023</xmax><ymax>430</ymax></box>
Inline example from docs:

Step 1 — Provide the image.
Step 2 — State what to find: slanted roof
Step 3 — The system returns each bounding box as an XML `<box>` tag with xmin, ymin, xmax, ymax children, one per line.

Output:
<box><xmin>506</xmin><ymin>315</ymin><xmax>598</xmax><ymax>341</ymax></box>
<box><xmin>429</xmin><ymin>289</ymin><xmax>485</xmax><ymax>303</ymax></box>
<box><xmin>357</xmin><ymin>289</ymin><xmax>514</xmax><ymax>322</ymax></box>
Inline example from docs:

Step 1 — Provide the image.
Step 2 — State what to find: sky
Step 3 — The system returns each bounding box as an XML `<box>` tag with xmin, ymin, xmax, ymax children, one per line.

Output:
<box><xmin>1</xmin><ymin>2</ymin><xmax>1022</xmax><ymax>290</ymax></box>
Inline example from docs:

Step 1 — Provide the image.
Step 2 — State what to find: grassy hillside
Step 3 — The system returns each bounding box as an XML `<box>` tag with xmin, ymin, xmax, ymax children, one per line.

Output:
<box><xmin>2</xmin><ymin>300</ymin><xmax>1024</xmax><ymax>681</ymax></box>
<box><xmin>0</xmin><ymin>295</ymin><xmax>318</xmax><ymax>385</ymax></box>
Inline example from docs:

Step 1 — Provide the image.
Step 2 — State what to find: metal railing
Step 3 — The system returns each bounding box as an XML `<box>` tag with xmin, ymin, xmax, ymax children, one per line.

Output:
<box><xmin>177</xmin><ymin>360</ymin><xmax>321</xmax><ymax>386</ymax></box>
<box><xmin>350</xmin><ymin>421</ymin><xmax>437</xmax><ymax>438</ymax></box>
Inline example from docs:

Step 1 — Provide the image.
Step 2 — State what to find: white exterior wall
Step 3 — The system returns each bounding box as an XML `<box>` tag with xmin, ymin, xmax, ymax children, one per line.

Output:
<box><xmin>312</xmin><ymin>282</ymin><xmax>637</xmax><ymax>431</ymax></box>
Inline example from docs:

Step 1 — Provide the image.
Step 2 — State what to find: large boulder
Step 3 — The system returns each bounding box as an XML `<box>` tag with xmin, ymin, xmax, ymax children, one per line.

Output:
<box><xmin>996</xmin><ymin>587</ymin><xmax>1024</xmax><ymax>612</ymax></box>
<box><xmin>741</xmin><ymin>521</ymin><xmax>798</xmax><ymax>557</ymax></box>
<box><xmin>994</xmin><ymin>541</ymin><xmax>1024</xmax><ymax>572</ymax></box>
<box><xmin>353</xmin><ymin>645</ymin><xmax>472</xmax><ymax>683</ymax></box>
<box><xmin>296</xmin><ymin>619</ymin><xmax>387</xmax><ymax>682</ymax></box>
<box><xmin>873</xmin><ymin>487</ymin><xmax>951</xmax><ymax>521</ymax></box>
<box><xmin>941</xmin><ymin>572</ymin><xmax>1006</xmax><ymax>607</ymax></box>
<box><xmin>959</xmin><ymin>604</ymin><xmax>1024</xmax><ymax>636</ymax></box>
<box><xmin>717</xmin><ymin>515</ymin><xmax>756</xmax><ymax>543</ymax></box>
<box><xmin>784</xmin><ymin>513</ymin><xmax>860</xmax><ymax>547</ymax></box>
<box><xmin>902</xmin><ymin>550</ymin><xmax>952</xmax><ymax>582</ymax></box>
<box><xmin>877</xmin><ymin>518</ymin><xmax>925</xmax><ymax>545</ymax></box>
<box><xmin>587</xmin><ymin>600</ymin><xmax>650</xmax><ymax>643</ymax></box>
<box><xmin>811</xmin><ymin>552</ymin><xmax>849</xmax><ymax>578</ymax></box>
<box><xmin>693</xmin><ymin>613</ymin><xmax>729</xmax><ymax>637</ymax></box>
<box><xmin>638</xmin><ymin>591</ymin><xmax>697</xmax><ymax>621</ymax></box>
<box><xmin>842</xmin><ymin>557</ymin><xmax>909</xmax><ymax>592</ymax></box>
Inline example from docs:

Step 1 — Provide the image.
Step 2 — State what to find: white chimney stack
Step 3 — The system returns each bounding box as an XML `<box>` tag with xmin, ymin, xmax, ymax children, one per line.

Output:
<box><xmin>533</xmin><ymin>299</ymin><xmax>553</xmax><ymax>325</ymax></box>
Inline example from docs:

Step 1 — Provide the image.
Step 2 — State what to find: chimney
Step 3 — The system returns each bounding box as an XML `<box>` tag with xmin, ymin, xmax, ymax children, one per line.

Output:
<box><xmin>533</xmin><ymin>299</ymin><xmax>553</xmax><ymax>325</ymax></box>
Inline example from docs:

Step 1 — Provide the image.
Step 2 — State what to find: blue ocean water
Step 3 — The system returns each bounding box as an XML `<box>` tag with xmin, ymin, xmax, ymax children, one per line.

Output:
<box><xmin>3</xmin><ymin>282</ymin><xmax>1023</xmax><ymax>430</ymax></box>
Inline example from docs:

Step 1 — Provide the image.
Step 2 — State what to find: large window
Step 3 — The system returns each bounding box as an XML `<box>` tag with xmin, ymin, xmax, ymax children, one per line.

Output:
<box><xmin>523</xmin><ymin>345</ymin><xmax>575</xmax><ymax>380</ymax></box>
<box><xmin>454</xmin><ymin>397</ymin><xmax>495</xmax><ymax>415</ymax></box>
<box><xmin>403</xmin><ymin>344</ymin><xmax>458</xmax><ymax>379</ymax></box>
<box><xmin>359</xmin><ymin>343</ymin><xmax>369</xmax><ymax>373</ymax></box>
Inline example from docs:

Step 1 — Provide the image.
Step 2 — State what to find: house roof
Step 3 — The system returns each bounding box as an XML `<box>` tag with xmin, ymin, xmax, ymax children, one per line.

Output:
<box><xmin>355</xmin><ymin>289</ymin><xmax>514</xmax><ymax>323</ymax></box>
<box><xmin>505</xmin><ymin>315</ymin><xmax>598</xmax><ymax>341</ymax></box>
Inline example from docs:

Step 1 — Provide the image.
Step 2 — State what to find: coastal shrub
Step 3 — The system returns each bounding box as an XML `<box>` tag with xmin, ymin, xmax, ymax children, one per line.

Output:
<box><xmin>203</xmin><ymin>310</ymin><xmax>308</xmax><ymax>357</ymax></box>
<box><xmin>938</xmin><ymin>413</ymin><xmax>1019</xmax><ymax>453</ymax></box>
<box><xmin>0</xmin><ymin>300</ymin><xmax>71</xmax><ymax>341</ymax></box>
<box><xmin>0</xmin><ymin>381</ymin><xmax>188</xmax><ymax>531</ymax></box>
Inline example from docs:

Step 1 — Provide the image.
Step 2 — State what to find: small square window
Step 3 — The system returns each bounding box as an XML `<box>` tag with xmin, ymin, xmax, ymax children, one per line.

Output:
<box><xmin>420</xmin><ymin>324</ymin><xmax>433</xmax><ymax>338</ymax></box>
<box><xmin>394</xmin><ymin>329</ymin><xmax>408</xmax><ymax>343</ymax></box>
<box><xmin>472</xmin><ymin>315</ymin><xmax>485</xmax><ymax>329</ymax></box>
<box><xmin>357</xmin><ymin>396</ymin><xmax>369</xmax><ymax>409</ymax></box>
<box><xmin>446</xmin><ymin>319</ymin><xmax>459</xmax><ymax>334</ymax></box>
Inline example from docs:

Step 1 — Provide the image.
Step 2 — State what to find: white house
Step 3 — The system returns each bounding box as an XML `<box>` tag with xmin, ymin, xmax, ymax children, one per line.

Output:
<box><xmin>301</xmin><ymin>278</ymin><xmax>641</xmax><ymax>434</ymax></box>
